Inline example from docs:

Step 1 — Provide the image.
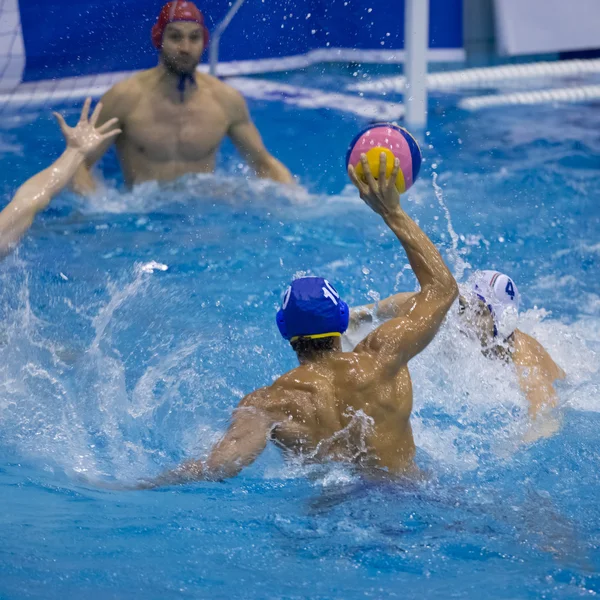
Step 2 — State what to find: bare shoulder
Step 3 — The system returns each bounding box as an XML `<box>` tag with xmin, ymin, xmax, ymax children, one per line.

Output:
<box><xmin>199</xmin><ymin>73</ymin><xmax>243</xmax><ymax>101</ymax></box>
<box><xmin>513</xmin><ymin>330</ymin><xmax>548</xmax><ymax>360</ymax></box>
<box><xmin>199</xmin><ymin>73</ymin><xmax>247</xmax><ymax>118</ymax></box>
<box><xmin>277</xmin><ymin>364</ymin><xmax>338</xmax><ymax>404</ymax></box>
<box><xmin>233</xmin><ymin>377</ymin><xmax>309</xmax><ymax>425</ymax></box>
<box><xmin>513</xmin><ymin>329</ymin><xmax>565</xmax><ymax>379</ymax></box>
<box><xmin>236</xmin><ymin>379</ymin><xmax>297</xmax><ymax>412</ymax></box>
<box><xmin>354</xmin><ymin>316</ymin><xmax>411</xmax><ymax>354</ymax></box>
<box><xmin>100</xmin><ymin>72</ymin><xmax>145</xmax><ymax>118</ymax></box>
<box><xmin>238</xmin><ymin>385</ymin><xmax>275</xmax><ymax>411</ymax></box>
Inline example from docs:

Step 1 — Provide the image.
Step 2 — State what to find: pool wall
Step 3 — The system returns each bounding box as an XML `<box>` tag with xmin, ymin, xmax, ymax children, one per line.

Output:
<box><xmin>6</xmin><ymin>0</ymin><xmax>463</xmax><ymax>84</ymax></box>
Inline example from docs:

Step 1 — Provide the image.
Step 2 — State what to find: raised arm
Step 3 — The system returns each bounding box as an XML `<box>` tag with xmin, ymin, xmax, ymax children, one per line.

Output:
<box><xmin>349</xmin><ymin>153</ymin><xmax>458</xmax><ymax>364</ymax></box>
<box><xmin>141</xmin><ymin>391</ymin><xmax>275</xmax><ymax>488</ymax></box>
<box><xmin>225</xmin><ymin>88</ymin><xmax>293</xmax><ymax>184</ymax></box>
<box><xmin>70</xmin><ymin>82</ymin><xmax>130</xmax><ymax>195</ymax></box>
<box><xmin>0</xmin><ymin>98</ymin><xmax>120</xmax><ymax>259</ymax></box>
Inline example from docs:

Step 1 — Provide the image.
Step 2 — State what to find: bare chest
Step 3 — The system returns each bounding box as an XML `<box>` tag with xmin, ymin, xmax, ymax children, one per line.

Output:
<box><xmin>121</xmin><ymin>92</ymin><xmax>230</xmax><ymax>161</ymax></box>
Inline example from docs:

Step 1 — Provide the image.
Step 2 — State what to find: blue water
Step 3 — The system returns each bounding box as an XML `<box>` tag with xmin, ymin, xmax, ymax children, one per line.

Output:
<box><xmin>0</xmin><ymin>65</ymin><xmax>599</xmax><ymax>599</ymax></box>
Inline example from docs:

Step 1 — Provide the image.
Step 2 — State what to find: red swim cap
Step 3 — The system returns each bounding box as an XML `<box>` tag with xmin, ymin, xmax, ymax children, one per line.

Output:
<box><xmin>151</xmin><ymin>1</ymin><xmax>210</xmax><ymax>50</ymax></box>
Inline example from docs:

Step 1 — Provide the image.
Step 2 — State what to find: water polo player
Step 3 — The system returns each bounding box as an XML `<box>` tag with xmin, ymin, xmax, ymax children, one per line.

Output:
<box><xmin>458</xmin><ymin>270</ymin><xmax>565</xmax><ymax>417</ymax></box>
<box><xmin>349</xmin><ymin>269</ymin><xmax>565</xmax><ymax>420</ymax></box>
<box><xmin>71</xmin><ymin>1</ymin><xmax>292</xmax><ymax>193</ymax></box>
<box><xmin>143</xmin><ymin>153</ymin><xmax>457</xmax><ymax>486</ymax></box>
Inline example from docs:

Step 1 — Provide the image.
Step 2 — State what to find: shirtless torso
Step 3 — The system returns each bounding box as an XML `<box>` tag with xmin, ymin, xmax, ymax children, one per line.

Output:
<box><xmin>73</xmin><ymin>67</ymin><xmax>292</xmax><ymax>191</ymax></box>
<box><xmin>112</xmin><ymin>70</ymin><xmax>230</xmax><ymax>183</ymax></box>
<box><xmin>250</xmin><ymin>336</ymin><xmax>416</xmax><ymax>472</ymax></box>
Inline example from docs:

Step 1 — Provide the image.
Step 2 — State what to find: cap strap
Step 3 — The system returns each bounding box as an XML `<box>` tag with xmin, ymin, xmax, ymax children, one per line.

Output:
<box><xmin>290</xmin><ymin>332</ymin><xmax>342</xmax><ymax>343</ymax></box>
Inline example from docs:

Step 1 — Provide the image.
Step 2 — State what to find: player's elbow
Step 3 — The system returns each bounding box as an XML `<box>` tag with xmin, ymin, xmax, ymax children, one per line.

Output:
<box><xmin>447</xmin><ymin>277</ymin><xmax>459</xmax><ymax>305</ymax></box>
<box><xmin>254</xmin><ymin>154</ymin><xmax>293</xmax><ymax>184</ymax></box>
<box><xmin>71</xmin><ymin>165</ymin><xmax>98</xmax><ymax>196</ymax></box>
<box><xmin>208</xmin><ymin>461</ymin><xmax>245</xmax><ymax>481</ymax></box>
<box><xmin>428</xmin><ymin>277</ymin><xmax>458</xmax><ymax>312</ymax></box>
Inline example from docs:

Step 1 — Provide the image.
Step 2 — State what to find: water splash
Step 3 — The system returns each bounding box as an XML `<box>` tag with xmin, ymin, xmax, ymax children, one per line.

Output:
<box><xmin>90</xmin><ymin>261</ymin><xmax>165</xmax><ymax>351</ymax></box>
<box><xmin>0</xmin><ymin>174</ymin><xmax>596</xmax><ymax>491</ymax></box>
<box><xmin>0</xmin><ymin>260</ymin><xmax>219</xmax><ymax>484</ymax></box>
<box><xmin>431</xmin><ymin>170</ymin><xmax>470</xmax><ymax>282</ymax></box>
<box><xmin>68</xmin><ymin>172</ymin><xmax>316</xmax><ymax>216</ymax></box>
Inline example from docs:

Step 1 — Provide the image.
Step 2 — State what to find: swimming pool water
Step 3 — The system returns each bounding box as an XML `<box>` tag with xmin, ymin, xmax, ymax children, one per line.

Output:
<box><xmin>0</xmin><ymin>65</ymin><xmax>599</xmax><ymax>599</ymax></box>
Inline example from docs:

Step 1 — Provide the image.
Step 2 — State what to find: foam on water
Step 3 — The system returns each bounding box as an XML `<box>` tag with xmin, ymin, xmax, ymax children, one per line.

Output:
<box><xmin>67</xmin><ymin>172</ymin><xmax>318</xmax><ymax>217</ymax></box>
<box><xmin>342</xmin><ymin>292</ymin><xmax>597</xmax><ymax>477</ymax></box>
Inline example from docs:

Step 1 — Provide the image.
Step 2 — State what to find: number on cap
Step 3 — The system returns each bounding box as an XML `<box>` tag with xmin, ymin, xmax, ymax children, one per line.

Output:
<box><xmin>322</xmin><ymin>280</ymin><xmax>339</xmax><ymax>305</ymax></box>
<box><xmin>505</xmin><ymin>280</ymin><xmax>515</xmax><ymax>300</ymax></box>
<box><xmin>282</xmin><ymin>286</ymin><xmax>292</xmax><ymax>309</ymax></box>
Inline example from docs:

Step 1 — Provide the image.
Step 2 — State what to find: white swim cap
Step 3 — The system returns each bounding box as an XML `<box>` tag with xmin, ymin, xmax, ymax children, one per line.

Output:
<box><xmin>468</xmin><ymin>270</ymin><xmax>520</xmax><ymax>338</ymax></box>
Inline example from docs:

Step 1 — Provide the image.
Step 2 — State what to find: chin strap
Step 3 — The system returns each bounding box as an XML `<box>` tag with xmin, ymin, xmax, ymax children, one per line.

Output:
<box><xmin>177</xmin><ymin>73</ymin><xmax>197</xmax><ymax>102</ymax></box>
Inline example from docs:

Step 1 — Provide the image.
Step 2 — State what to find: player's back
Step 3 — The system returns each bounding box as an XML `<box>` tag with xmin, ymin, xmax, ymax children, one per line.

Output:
<box><xmin>264</xmin><ymin>349</ymin><xmax>416</xmax><ymax>473</ymax></box>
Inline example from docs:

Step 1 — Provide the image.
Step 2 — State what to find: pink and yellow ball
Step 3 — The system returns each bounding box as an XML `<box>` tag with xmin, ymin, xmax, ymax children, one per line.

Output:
<box><xmin>346</xmin><ymin>123</ymin><xmax>422</xmax><ymax>194</ymax></box>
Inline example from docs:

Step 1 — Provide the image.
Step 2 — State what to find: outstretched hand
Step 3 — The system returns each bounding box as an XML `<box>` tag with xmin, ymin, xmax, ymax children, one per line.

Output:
<box><xmin>348</xmin><ymin>152</ymin><xmax>402</xmax><ymax>219</ymax></box>
<box><xmin>53</xmin><ymin>97</ymin><xmax>121</xmax><ymax>159</ymax></box>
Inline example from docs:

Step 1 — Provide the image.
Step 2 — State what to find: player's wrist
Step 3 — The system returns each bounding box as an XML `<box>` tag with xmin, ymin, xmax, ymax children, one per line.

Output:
<box><xmin>61</xmin><ymin>146</ymin><xmax>87</xmax><ymax>166</ymax></box>
<box><xmin>382</xmin><ymin>206</ymin><xmax>405</xmax><ymax>224</ymax></box>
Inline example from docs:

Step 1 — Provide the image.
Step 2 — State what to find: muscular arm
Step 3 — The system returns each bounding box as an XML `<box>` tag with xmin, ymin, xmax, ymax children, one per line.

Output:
<box><xmin>513</xmin><ymin>331</ymin><xmax>565</xmax><ymax>417</ymax></box>
<box><xmin>363</xmin><ymin>213</ymin><xmax>458</xmax><ymax>361</ymax></box>
<box><xmin>0</xmin><ymin>149</ymin><xmax>84</xmax><ymax>259</ymax></box>
<box><xmin>350</xmin><ymin>154</ymin><xmax>458</xmax><ymax>364</ymax></box>
<box><xmin>516</xmin><ymin>366</ymin><xmax>559</xmax><ymax>417</ymax></box>
<box><xmin>144</xmin><ymin>391</ymin><xmax>275</xmax><ymax>487</ymax></box>
<box><xmin>0</xmin><ymin>99</ymin><xmax>119</xmax><ymax>259</ymax></box>
<box><xmin>349</xmin><ymin>292</ymin><xmax>417</xmax><ymax>330</ymax></box>
<box><xmin>225</xmin><ymin>88</ymin><xmax>293</xmax><ymax>184</ymax></box>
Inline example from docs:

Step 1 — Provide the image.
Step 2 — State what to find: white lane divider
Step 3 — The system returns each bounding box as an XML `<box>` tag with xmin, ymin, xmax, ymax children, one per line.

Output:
<box><xmin>349</xmin><ymin>59</ymin><xmax>600</xmax><ymax>93</ymax></box>
<box><xmin>227</xmin><ymin>77</ymin><xmax>403</xmax><ymax>120</ymax></box>
<box><xmin>0</xmin><ymin>73</ymin><xmax>403</xmax><ymax>121</ymax></box>
<box><xmin>459</xmin><ymin>84</ymin><xmax>600</xmax><ymax>110</ymax></box>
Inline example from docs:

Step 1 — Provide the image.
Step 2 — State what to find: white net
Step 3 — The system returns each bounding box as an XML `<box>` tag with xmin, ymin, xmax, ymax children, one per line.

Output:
<box><xmin>0</xmin><ymin>0</ymin><xmax>25</xmax><ymax>93</ymax></box>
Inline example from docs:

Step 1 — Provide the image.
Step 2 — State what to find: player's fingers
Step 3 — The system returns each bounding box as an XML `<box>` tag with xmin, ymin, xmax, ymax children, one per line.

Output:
<box><xmin>97</xmin><ymin>117</ymin><xmax>119</xmax><ymax>133</ymax></box>
<box><xmin>360</xmin><ymin>154</ymin><xmax>378</xmax><ymax>194</ymax></box>
<box><xmin>100</xmin><ymin>128</ymin><xmax>122</xmax><ymax>141</ymax></box>
<box><xmin>347</xmin><ymin>164</ymin><xmax>362</xmax><ymax>188</ymax></box>
<box><xmin>90</xmin><ymin>101</ymin><xmax>103</xmax><ymax>127</ymax></box>
<box><xmin>52</xmin><ymin>111</ymin><xmax>69</xmax><ymax>135</ymax></box>
<box><xmin>389</xmin><ymin>158</ymin><xmax>400</xmax><ymax>191</ymax></box>
<box><xmin>348</xmin><ymin>165</ymin><xmax>369</xmax><ymax>197</ymax></box>
<box><xmin>378</xmin><ymin>152</ymin><xmax>388</xmax><ymax>195</ymax></box>
<box><xmin>378</xmin><ymin>152</ymin><xmax>387</xmax><ymax>186</ymax></box>
<box><xmin>79</xmin><ymin>97</ymin><xmax>92</xmax><ymax>122</ymax></box>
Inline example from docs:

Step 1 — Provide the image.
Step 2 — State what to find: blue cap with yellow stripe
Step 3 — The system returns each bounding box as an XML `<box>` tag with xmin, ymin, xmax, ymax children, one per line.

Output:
<box><xmin>276</xmin><ymin>277</ymin><xmax>349</xmax><ymax>342</ymax></box>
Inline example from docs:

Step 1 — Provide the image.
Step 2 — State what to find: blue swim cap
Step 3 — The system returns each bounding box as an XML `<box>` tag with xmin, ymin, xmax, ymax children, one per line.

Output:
<box><xmin>276</xmin><ymin>277</ymin><xmax>349</xmax><ymax>341</ymax></box>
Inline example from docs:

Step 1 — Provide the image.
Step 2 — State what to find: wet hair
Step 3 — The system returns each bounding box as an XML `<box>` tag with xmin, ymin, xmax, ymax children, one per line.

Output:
<box><xmin>290</xmin><ymin>336</ymin><xmax>338</xmax><ymax>361</ymax></box>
